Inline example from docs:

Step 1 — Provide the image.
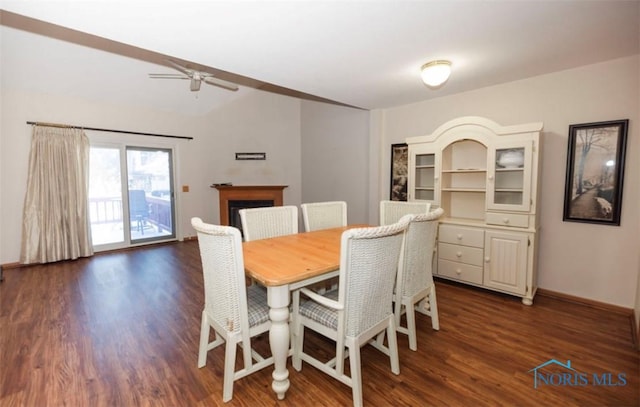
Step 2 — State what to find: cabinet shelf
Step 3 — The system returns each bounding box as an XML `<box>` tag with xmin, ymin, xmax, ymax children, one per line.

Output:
<box><xmin>441</xmin><ymin>188</ymin><xmax>486</xmax><ymax>192</ymax></box>
<box><xmin>416</xmin><ymin>165</ymin><xmax>435</xmax><ymax>169</ymax></box>
<box><xmin>442</xmin><ymin>169</ymin><xmax>486</xmax><ymax>173</ymax></box>
<box><xmin>495</xmin><ymin>188</ymin><xmax>523</xmax><ymax>193</ymax></box>
<box><xmin>496</xmin><ymin>168</ymin><xmax>524</xmax><ymax>172</ymax></box>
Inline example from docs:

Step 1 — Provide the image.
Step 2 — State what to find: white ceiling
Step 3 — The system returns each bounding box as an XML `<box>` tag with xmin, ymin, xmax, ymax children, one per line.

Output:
<box><xmin>1</xmin><ymin>1</ymin><xmax>639</xmax><ymax>114</ymax></box>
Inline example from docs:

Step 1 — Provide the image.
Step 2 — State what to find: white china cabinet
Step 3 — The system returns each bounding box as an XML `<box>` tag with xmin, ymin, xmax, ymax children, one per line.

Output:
<box><xmin>407</xmin><ymin>117</ymin><xmax>543</xmax><ymax>305</ymax></box>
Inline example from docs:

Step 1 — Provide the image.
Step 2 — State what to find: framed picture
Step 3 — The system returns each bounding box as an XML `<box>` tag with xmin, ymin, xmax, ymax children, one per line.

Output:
<box><xmin>390</xmin><ymin>143</ymin><xmax>408</xmax><ymax>201</ymax></box>
<box><xmin>563</xmin><ymin>119</ymin><xmax>628</xmax><ymax>225</ymax></box>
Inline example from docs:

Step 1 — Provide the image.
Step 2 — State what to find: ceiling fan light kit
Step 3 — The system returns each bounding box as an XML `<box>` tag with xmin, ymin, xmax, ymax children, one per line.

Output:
<box><xmin>421</xmin><ymin>60</ymin><xmax>452</xmax><ymax>88</ymax></box>
<box><xmin>190</xmin><ymin>77</ymin><xmax>201</xmax><ymax>92</ymax></box>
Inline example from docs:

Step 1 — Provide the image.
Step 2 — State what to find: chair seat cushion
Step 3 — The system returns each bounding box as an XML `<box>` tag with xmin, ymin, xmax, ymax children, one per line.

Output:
<box><xmin>246</xmin><ymin>285</ymin><xmax>270</xmax><ymax>327</ymax></box>
<box><xmin>298</xmin><ymin>289</ymin><xmax>339</xmax><ymax>329</ymax></box>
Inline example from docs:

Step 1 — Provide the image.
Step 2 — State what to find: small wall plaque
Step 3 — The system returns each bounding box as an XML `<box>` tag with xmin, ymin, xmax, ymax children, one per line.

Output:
<box><xmin>236</xmin><ymin>152</ymin><xmax>266</xmax><ymax>160</ymax></box>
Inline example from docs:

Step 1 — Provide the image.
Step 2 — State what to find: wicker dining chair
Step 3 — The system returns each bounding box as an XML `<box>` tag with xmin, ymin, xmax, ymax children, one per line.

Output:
<box><xmin>379</xmin><ymin>200</ymin><xmax>432</xmax><ymax>226</ymax></box>
<box><xmin>301</xmin><ymin>201</ymin><xmax>347</xmax><ymax>232</ymax></box>
<box><xmin>291</xmin><ymin>220</ymin><xmax>409</xmax><ymax>407</ymax></box>
<box><xmin>191</xmin><ymin>217</ymin><xmax>273</xmax><ymax>402</ymax></box>
<box><xmin>239</xmin><ymin>205</ymin><xmax>298</xmax><ymax>241</ymax></box>
<box><xmin>300</xmin><ymin>201</ymin><xmax>347</xmax><ymax>293</ymax></box>
<box><xmin>393</xmin><ymin>208</ymin><xmax>444</xmax><ymax>350</ymax></box>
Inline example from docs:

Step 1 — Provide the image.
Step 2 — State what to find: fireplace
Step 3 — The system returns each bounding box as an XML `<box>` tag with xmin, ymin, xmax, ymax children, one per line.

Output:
<box><xmin>213</xmin><ymin>185</ymin><xmax>288</xmax><ymax>230</ymax></box>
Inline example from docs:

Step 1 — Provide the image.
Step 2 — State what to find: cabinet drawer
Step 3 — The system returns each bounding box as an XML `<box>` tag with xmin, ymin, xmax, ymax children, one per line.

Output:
<box><xmin>486</xmin><ymin>212</ymin><xmax>529</xmax><ymax>228</ymax></box>
<box><xmin>439</xmin><ymin>225</ymin><xmax>484</xmax><ymax>248</ymax></box>
<box><xmin>438</xmin><ymin>242</ymin><xmax>484</xmax><ymax>266</ymax></box>
<box><xmin>438</xmin><ymin>259</ymin><xmax>483</xmax><ymax>285</ymax></box>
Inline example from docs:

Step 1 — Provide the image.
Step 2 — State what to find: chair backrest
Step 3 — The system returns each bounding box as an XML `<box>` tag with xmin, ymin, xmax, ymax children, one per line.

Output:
<box><xmin>338</xmin><ymin>220</ymin><xmax>408</xmax><ymax>337</ymax></box>
<box><xmin>239</xmin><ymin>205</ymin><xmax>298</xmax><ymax>241</ymax></box>
<box><xmin>129</xmin><ymin>189</ymin><xmax>150</xmax><ymax>217</ymax></box>
<box><xmin>191</xmin><ymin>217</ymin><xmax>249</xmax><ymax>334</ymax></box>
<box><xmin>300</xmin><ymin>201</ymin><xmax>347</xmax><ymax>232</ymax></box>
<box><xmin>396</xmin><ymin>208</ymin><xmax>444</xmax><ymax>298</ymax></box>
<box><xmin>379</xmin><ymin>200</ymin><xmax>432</xmax><ymax>226</ymax></box>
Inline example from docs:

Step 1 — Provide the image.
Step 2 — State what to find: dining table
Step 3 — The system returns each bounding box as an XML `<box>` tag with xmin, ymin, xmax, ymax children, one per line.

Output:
<box><xmin>242</xmin><ymin>224</ymin><xmax>366</xmax><ymax>400</ymax></box>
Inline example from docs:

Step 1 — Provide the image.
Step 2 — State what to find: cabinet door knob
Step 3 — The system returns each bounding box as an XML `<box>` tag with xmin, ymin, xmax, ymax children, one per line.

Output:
<box><xmin>456</xmin><ymin>251</ymin><xmax>462</xmax><ymax>258</ymax></box>
<box><xmin>488</xmin><ymin>175</ymin><xmax>494</xmax><ymax>181</ymax></box>
<box><xmin>485</xmin><ymin>257</ymin><xmax>490</xmax><ymax>263</ymax></box>
<box><xmin>455</xmin><ymin>268</ymin><xmax>462</xmax><ymax>275</ymax></box>
<box><xmin>503</xmin><ymin>218</ymin><xmax>510</xmax><ymax>224</ymax></box>
<box><xmin>456</xmin><ymin>234</ymin><xmax>463</xmax><ymax>240</ymax></box>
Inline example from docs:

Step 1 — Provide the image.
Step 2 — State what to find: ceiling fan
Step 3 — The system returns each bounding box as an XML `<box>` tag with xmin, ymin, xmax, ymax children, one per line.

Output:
<box><xmin>149</xmin><ymin>60</ymin><xmax>239</xmax><ymax>92</ymax></box>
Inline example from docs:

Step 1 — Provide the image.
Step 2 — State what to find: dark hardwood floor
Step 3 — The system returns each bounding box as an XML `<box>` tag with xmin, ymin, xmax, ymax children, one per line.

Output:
<box><xmin>1</xmin><ymin>241</ymin><xmax>638</xmax><ymax>406</ymax></box>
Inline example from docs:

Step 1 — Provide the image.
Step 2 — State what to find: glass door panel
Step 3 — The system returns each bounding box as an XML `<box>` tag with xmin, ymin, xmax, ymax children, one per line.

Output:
<box><xmin>126</xmin><ymin>147</ymin><xmax>175</xmax><ymax>243</ymax></box>
<box><xmin>495</xmin><ymin>147</ymin><xmax>525</xmax><ymax>205</ymax></box>
<box><xmin>89</xmin><ymin>147</ymin><xmax>125</xmax><ymax>246</ymax></box>
<box><xmin>487</xmin><ymin>141</ymin><xmax>532</xmax><ymax>212</ymax></box>
<box><xmin>413</xmin><ymin>153</ymin><xmax>435</xmax><ymax>201</ymax></box>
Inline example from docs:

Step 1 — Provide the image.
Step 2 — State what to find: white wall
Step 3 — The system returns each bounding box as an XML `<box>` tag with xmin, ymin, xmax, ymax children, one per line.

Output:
<box><xmin>635</xmin><ymin>53</ymin><xmax>640</xmax><ymax>336</ymax></box>
<box><xmin>635</xmin><ymin>250</ymin><xmax>640</xmax><ymax>340</ymax></box>
<box><xmin>300</xmin><ymin>100</ymin><xmax>370</xmax><ymax>225</ymax></box>
<box><xmin>0</xmin><ymin>56</ymin><xmax>4</xmax><ymax>272</ymax></box>
<box><xmin>378</xmin><ymin>56</ymin><xmax>639</xmax><ymax>308</ymax></box>
<box><xmin>187</xmin><ymin>91</ymin><xmax>302</xmax><ymax>236</ymax></box>
<box><xmin>0</xmin><ymin>88</ymin><xmax>302</xmax><ymax>263</ymax></box>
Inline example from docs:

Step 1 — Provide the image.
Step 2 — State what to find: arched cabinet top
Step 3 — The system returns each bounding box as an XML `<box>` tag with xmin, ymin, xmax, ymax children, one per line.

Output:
<box><xmin>406</xmin><ymin>116</ymin><xmax>543</xmax><ymax>145</ymax></box>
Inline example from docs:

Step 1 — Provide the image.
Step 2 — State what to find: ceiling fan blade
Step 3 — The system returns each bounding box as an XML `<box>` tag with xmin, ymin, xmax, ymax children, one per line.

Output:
<box><xmin>203</xmin><ymin>76</ymin><xmax>239</xmax><ymax>91</ymax></box>
<box><xmin>149</xmin><ymin>73</ymin><xmax>190</xmax><ymax>79</ymax></box>
<box><xmin>166</xmin><ymin>59</ymin><xmax>194</xmax><ymax>76</ymax></box>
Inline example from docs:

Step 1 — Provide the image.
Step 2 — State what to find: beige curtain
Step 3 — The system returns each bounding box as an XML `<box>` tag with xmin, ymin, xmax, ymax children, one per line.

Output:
<box><xmin>20</xmin><ymin>125</ymin><xmax>94</xmax><ymax>264</ymax></box>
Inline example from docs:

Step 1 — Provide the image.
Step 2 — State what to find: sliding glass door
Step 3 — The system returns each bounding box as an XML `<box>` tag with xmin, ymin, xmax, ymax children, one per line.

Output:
<box><xmin>88</xmin><ymin>144</ymin><xmax>176</xmax><ymax>250</ymax></box>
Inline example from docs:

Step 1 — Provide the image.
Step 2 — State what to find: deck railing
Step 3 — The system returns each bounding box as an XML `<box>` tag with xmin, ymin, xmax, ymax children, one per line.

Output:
<box><xmin>89</xmin><ymin>195</ymin><xmax>172</xmax><ymax>232</ymax></box>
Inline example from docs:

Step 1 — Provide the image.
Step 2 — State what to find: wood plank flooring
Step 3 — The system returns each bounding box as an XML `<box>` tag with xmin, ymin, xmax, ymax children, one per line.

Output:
<box><xmin>1</xmin><ymin>241</ymin><xmax>638</xmax><ymax>406</ymax></box>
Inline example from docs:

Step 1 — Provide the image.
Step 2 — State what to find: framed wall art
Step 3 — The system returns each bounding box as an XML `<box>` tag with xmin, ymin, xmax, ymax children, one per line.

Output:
<box><xmin>390</xmin><ymin>143</ymin><xmax>408</xmax><ymax>201</ymax></box>
<box><xmin>563</xmin><ymin>119</ymin><xmax>628</xmax><ymax>226</ymax></box>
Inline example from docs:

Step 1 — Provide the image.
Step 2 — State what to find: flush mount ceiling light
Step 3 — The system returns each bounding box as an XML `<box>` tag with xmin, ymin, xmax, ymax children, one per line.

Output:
<box><xmin>421</xmin><ymin>60</ymin><xmax>452</xmax><ymax>87</ymax></box>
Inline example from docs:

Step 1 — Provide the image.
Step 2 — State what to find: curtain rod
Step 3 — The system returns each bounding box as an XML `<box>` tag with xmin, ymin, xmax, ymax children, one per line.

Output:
<box><xmin>26</xmin><ymin>121</ymin><xmax>193</xmax><ymax>140</ymax></box>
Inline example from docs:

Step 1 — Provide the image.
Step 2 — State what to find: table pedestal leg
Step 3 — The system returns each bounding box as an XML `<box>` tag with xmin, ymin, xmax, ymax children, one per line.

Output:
<box><xmin>268</xmin><ymin>285</ymin><xmax>290</xmax><ymax>400</ymax></box>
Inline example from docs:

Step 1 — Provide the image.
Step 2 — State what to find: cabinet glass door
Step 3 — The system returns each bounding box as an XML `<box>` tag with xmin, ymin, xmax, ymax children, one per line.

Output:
<box><xmin>487</xmin><ymin>141</ymin><xmax>532</xmax><ymax>212</ymax></box>
<box><xmin>413</xmin><ymin>153</ymin><xmax>435</xmax><ymax>201</ymax></box>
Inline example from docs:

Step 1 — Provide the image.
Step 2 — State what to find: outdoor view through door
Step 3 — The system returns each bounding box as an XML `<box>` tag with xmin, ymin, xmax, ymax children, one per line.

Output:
<box><xmin>89</xmin><ymin>145</ymin><xmax>176</xmax><ymax>249</ymax></box>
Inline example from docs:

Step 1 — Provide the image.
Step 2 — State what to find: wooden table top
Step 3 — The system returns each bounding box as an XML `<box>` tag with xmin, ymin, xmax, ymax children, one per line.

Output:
<box><xmin>243</xmin><ymin>225</ymin><xmax>366</xmax><ymax>286</ymax></box>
